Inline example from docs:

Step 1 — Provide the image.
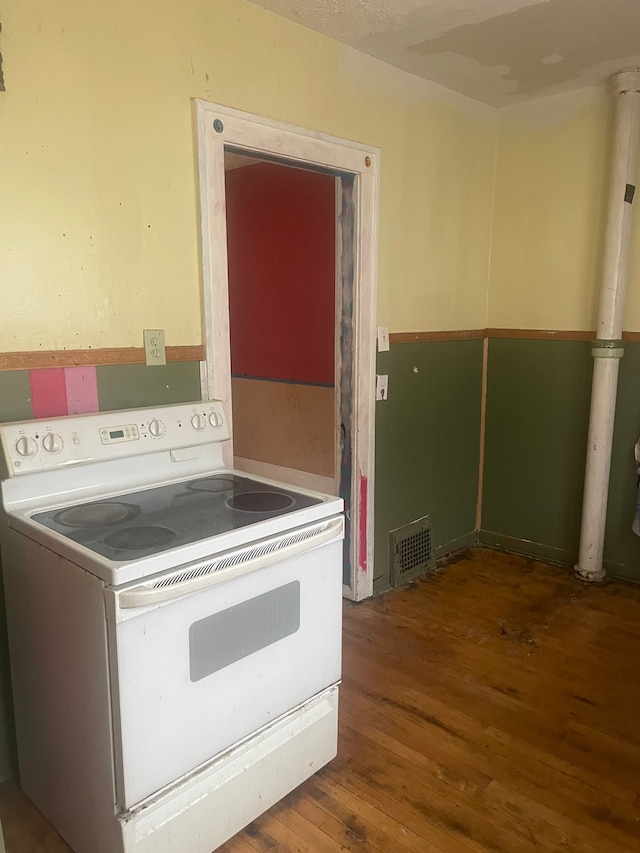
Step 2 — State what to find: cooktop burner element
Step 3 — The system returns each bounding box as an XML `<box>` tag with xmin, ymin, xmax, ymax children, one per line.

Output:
<box><xmin>104</xmin><ymin>526</ymin><xmax>177</xmax><ymax>552</ymax></box>
<box><xmin>32</xmin><ymin>473</ymin><xmax>324</xmax><ymax>561</ymax></box>
<box><xmin>55</xmin><ymin>502</ymin><xmax>140</xmax><ymax>528</ymax></box>
<box><xmin>227</xmin><ymin>491</ymin><xmax>296</xmax><ymax>513</ymax></box>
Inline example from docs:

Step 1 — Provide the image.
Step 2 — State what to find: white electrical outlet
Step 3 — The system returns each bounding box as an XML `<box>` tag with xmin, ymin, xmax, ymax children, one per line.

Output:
<box><xmin>377</xmin><ymin>326</ymin><xmax>390</xmax><ymax>352</ymax></box>
<box><xmin>144</xmin><ymin>329</ymin><xmax>166</xmax><ymax>366</ymax></box>
<box><xmin>376</xmin><ymin>374</ymin><xmax>389</xmax><ymax>401</ymax></box>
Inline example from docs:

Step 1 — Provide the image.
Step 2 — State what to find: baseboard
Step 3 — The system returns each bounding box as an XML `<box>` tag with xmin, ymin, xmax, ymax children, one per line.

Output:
<box><xmin>434</xmin><ymin>531</ymin><xmax>478</xmax><ymax>560</ymax></box>
<box><xmin>0</xmin><ymin>751</ymin><xmax>16</xmax><ymax>786</ymax></box>
<box><xmin>372</xmin><ymin>577</ymin><xmax>392</xmax><ymax>596</ymax></box>
<box><xmin>478</xmin><ymin>530</ymin><xmax>576</xmax><ymax>567</ymax></box>
<box><xmin>473</xmin><ymin>531</ymin><xmax>640</xmax><ymax>585</ymax></box>
<box><xmin>601</xmin><ymin>558</ymin><xmax>640</xmax><ymax>585</ymax></box>
<box><xmin>360</xmin><ymin>531</ymin><xmax>640</xmax><ymax>596</ymax></box>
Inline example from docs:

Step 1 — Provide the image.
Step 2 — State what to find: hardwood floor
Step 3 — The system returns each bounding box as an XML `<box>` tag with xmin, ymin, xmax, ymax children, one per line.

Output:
<box><xmin>1</xmin><ymin>548</ymin><xmax>639</xmax><ymax>852</ymax></box>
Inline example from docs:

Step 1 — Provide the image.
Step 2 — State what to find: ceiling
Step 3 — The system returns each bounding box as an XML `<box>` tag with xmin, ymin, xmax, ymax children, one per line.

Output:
<box><xmin>248</xmin><ymin>0</ymin><xmax>640</xmax><ymax>107</ymax></box>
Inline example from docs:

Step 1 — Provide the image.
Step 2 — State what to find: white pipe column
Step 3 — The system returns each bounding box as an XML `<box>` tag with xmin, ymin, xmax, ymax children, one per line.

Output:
<box><xmin>576</xmin><ymin>69</ymin><xmax>640</xmax><ymax>583</ymax></box>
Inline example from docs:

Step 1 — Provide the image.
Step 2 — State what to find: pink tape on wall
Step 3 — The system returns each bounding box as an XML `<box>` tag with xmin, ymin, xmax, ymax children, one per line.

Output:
<box><xmin>64</xmin><ymin>366</ymin><xmax>99</xmax><ymax>415</ymax></box>
<box><xmin>30</xmin><ymin>369</ymin><xmax>69</xmax><ymax>419</ymax></box>
<box><xmin>359</xmin><ymin>473</ymin><xmax>368</xmax><ymax>572</ymax></box>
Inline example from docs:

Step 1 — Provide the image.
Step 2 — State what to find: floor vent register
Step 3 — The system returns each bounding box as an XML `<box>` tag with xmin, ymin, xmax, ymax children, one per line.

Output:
<box><xmin>389</xmin><ymin>515</ymin><xmax>435</xmax><ymax>587</ymax></box>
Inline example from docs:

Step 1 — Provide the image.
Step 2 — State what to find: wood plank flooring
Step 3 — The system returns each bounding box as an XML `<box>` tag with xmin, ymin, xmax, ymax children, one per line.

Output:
<box><xmin>1</xmin><ymin>548</ymin><xmax>639</xmax><ymax>852</ymax></box>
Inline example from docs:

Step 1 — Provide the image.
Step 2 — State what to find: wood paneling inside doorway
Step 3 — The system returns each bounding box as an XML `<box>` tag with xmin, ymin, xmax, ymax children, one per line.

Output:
<box><xmin>231</xmin><ymin>377</ymin><xmax>335</xmax><ymax>478</ymax></box>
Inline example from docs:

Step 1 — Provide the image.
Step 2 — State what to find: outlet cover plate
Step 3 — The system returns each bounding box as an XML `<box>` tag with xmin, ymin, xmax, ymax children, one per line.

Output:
<box><xmin>376</xmin><ymin>374</ymin><xmax>389</xmax><ymax>401</ymax></box>
<box><xmin>377</xmin><ymin>326</ymin><xmax>390</xmax><ymax>352</ymax></box>
<box><xmin>144</xmin><ymin>329</ymin><xmax>166</xmax><ymax>366</ymax></box>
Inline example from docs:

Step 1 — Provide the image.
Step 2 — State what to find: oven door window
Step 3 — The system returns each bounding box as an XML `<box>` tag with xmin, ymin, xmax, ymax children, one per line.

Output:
<box><xmin>107</xmin><ymin>537</ymin><xmax>342</xmax><ymax>810</ymax></box>
<box><xmin>189</xmin><ymin>581</ymin><xmax>300</xmax><ymax>682</ymax></box>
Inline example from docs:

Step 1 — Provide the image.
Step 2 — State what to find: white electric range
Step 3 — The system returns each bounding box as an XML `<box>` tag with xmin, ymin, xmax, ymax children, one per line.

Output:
<box><xmin>0</xmin><ymin>401</ymin><xmax>343</xmax><ymax>853</ymax></box>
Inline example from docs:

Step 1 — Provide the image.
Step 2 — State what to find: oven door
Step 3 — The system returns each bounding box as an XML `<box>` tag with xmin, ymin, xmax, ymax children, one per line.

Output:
<box><xmin>104</xmin><ymin>517</ymin><xmax>343</xmax><ymax>810</ymax></box>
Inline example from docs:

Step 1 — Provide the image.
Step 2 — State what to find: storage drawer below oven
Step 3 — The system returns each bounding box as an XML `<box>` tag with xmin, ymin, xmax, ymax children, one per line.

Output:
<box><xmin>105</xmin><ymin>525</ymin><xmax>343</xmax><ymax>809</ymax></box>
<box><xmin>120</xmin><ymin>686</ymin><xmax>339</xmax><ymax>853</ymax></box>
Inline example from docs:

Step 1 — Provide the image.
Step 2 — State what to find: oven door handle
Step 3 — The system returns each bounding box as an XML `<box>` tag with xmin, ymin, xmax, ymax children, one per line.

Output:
<box><xmin>117</xmin><ymin>517</ymin><xmax>344</xmax><ymax>609</ymax></box>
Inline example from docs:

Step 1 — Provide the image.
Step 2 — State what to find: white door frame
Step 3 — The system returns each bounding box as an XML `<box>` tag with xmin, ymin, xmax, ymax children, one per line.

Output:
<box><xmin>195</xmin><ymin>100</ymin><xmax>379</xmax><ymax>601</ymax></box>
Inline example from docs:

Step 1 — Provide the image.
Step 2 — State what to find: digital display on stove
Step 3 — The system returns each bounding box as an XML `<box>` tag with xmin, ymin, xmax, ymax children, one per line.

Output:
<box><xmin>110</xmin><ymin>430</ymin><xmax>125</xmax><ymax>439</ymax></box>
<box><xmin>32</xmin><ymin>474</ymin><xmax>324</xmax><ymax>561</ymax></box>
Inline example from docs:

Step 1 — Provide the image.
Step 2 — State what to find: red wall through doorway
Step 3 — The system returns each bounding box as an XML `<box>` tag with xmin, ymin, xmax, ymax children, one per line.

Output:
<box><xmin>225</xmin><ymin>162</ymin><xmax>336</xmax><ymax>386</ymax></box>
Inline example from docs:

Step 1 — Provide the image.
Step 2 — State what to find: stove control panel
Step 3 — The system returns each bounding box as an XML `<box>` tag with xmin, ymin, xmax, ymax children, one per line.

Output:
<box><xmin>0</xmin><ymin>401</ymin><xmax>230</xmax><ymax>477</ymax></box>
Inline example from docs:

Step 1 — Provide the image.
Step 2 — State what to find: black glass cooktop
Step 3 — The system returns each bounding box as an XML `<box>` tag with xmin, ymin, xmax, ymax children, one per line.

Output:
<box><xmin>33</xmin><ymin>474</ymin><xmax>322</xmax><ymax>561</ymax></box>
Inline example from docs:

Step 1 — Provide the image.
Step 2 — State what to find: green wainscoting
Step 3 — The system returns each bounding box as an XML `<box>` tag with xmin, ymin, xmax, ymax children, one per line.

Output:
<box><xmin>374</xmin><ymin>339</ymin><xmax>484</xmax><ymax>593</ymax></box>
<box><xmin>481</xmin><ymin>338</ymin><xmax>592</xmax><ymax>562</ymax></box>
<box><xmin>481</xmin><ymin>337</ymin><xmax>640</xmax><ymax>583</ymax></box>
<box><xmin>96</xmin><ymin>362</ymin><xmax>202</xmax><ymax>411</ymax></box>
<box><xmin>0</xmin><ymin>362</ymin><xmax>203</xmax><ymax>425</ymax></box>
<box><xmin>0</xmin><ymin>372</ymin><xmax>32</xmax><ymax>423</ymax></box>
<box><xmin>602</xmin><ymin>343</ymin><xmax>640</xmax><ymax>582</ymax></box>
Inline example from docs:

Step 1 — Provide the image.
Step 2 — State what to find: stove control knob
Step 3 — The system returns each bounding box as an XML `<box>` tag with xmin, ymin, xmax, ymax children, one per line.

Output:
<box><xmin>191</xmin><ymin>413</ymin><xmax>206</xmax><ymax>431</ymax></box>
<box><xmin>15</xmin><ymin>436</ymin><xmax>37</xmax><ymax>458</ymax></box>
<box><xmin>148</xmin><ymin>418</ymin><xmax>165</xmax><ymax>438</ymax></box>
<box><xmin>42</xmin><ymin>433</ymin><xmax>64</xmax><ymax>454</ymax></box>
<box><xmin>209</xmin><ymin>411</ymin><xmax>224</xmax><ymax>429</ymax></box>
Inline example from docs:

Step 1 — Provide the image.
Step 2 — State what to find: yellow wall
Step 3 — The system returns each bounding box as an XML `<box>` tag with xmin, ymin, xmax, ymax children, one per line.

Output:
<box><xmin>489</xmin><ymin>87</ymin><xmax>640</xmax><ymax>332</ymax></box>
<box><xmin>3</xmin><ymin>3</ymin><xmax>640</xmax><ymax>351</ymax></box>
<box><xmin>0</xmin><ymin>0</ymin><xmax>497</xmax><ymax>353</ymax></box>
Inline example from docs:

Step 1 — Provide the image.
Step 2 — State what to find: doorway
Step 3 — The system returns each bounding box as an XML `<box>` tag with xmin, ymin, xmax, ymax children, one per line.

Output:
<box><xmin>224</xmin><ymin>156</ymin><xmax>337</xmax><ymax>496</ymax></box>
<box><xmin>195</xmin><ymin>101</ymin><xmax>378</xmax><ymax>601</ymax></box>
